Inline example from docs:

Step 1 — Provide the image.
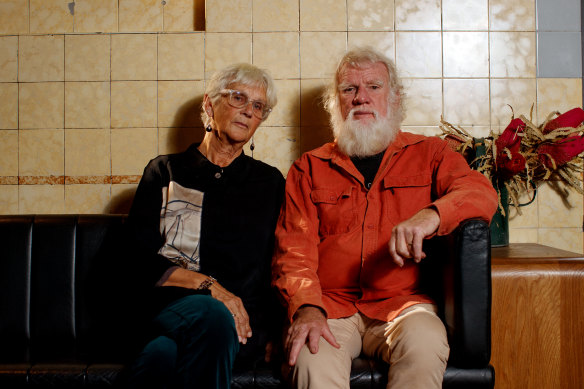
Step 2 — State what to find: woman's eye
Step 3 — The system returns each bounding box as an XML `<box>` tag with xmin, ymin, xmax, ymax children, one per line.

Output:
<box><xmin>233</xmin><ymin>94</ymin><xmax>245</xmax><ymax>102</ymax></box>
<box><xmin>253</xmin><ymin>102</ymin><xmax>264</xmax><ymax>111</ymax></box>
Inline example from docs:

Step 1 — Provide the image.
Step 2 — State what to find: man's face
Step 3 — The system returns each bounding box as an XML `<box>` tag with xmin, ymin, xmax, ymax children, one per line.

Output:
<box><xmin>337</xmin><ymin>62</ymin><xmax>391</xmax><ymax>123</ymax></box>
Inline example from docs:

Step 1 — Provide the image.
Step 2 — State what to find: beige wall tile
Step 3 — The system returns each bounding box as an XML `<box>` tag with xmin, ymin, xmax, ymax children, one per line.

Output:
<box><xmin>443</xmin><ymin>0</ymin><xmax>488</xmax><ymax>30</ymax></box>
<box><xmin>253</xmin><ymin>32</ymin><xmax>299</xmax><ymax>79</ymax></box>
<box><xmin>538</xmin><ymin>228</ymin><xmax>583</xmax><ymax>254</ymax></box>
<box><xmin>19</xmin><ymin>82</ymin><xmax>64</xmax><ymax>129</ymax></box>
<box><xmin>395</xmin><ymin>0</ymin><xmax>441</xmax><ymax>30</ymax></box>
<box><xmin>158</xmin><ymin>127</ymin><xmax>204</xmax><ymax>155</ymax></box>
<box><xmin>300</xmin><ymin>32</ymin><xmax>346</xmax><ymax>78</ymax></box>
<box><xmin>110</xmin><ymin>183</ymin><xmax>138</xmax><ymax>213</ymax></box>
<box><xmin>300</xmin><ymin>78</ymin><xmax>330</xmax><ymax>127</ymax></box>
<box><xmin>508</xmin><ymin>192</ymin><xmax>538</xmax><ymax>228</ymax></box>
<box><xmin>65</xmin><ymin>128</ymin><xmax>111</xmax><ymax>176</ymax></box>
<box><xmin>111</xmin><ymin>81</ymin><xmax>158</xmax><ymax>128</ymax></box>
<box><xmin>111</xmin><ymin>34</ymin><xmax>157</xmax><ymax>80</ymax></box>
<box><xmin>509</xmin><ymin>228</ymin><xmax>538</xmax><ymax>244</ymax></box>
<box><xmin>402</xmin><ymin>78</ymin><xmax>442</xmax><ymax>126</ymax></box>
<box><xmin>537</xmin><ymin>183</ymin><xmax>582</xmax><ymax>228</ymax></box>
<box><xmin>262</xmin><ymin>79</ymin><xmax>300</xmax><ymax>127</ymax></box>
<box><xmin>0</xmin><ymin>0</ymin><xmax>29</xmax><ymax>34</ymax></box>
<box><xmin>443</xmin><ymin>32</ymin><xmax>489</xmax><ymax>77</ymax></box>
<box><xmin>65</xmin><ymin>82</ymin><xmax>110</xmax><ymax>129</ymax></box>
<box><xmin>252</xmin><ymin>0</ymin><xmax>299</xmax><ymax>32</ymax></box>
<box><xmin>348</xmin><ymin>32</ymin><xmax>395</xmax><ymax>62</ymax></box>
<box><xmin>463</xmin><ymin>125</ymin><xmax>491</xmax><ymax>138</ymax></box>
<box><xmin>0</xmin><ymin>36</ymin><xmax>18</xmax><ymax>82</ymax></box>
<box><xmin>158</xmin><ymin>33</ymin><xmax>204</xmax><ymax>80</ymax></box>
<box><xmin>19</xmin><ymin>35</ymin><xmax>65</xmax><ymax>82</ymax></box>
<box><xmin>0</xmin><ymin>83</ymin><xmax>18</xmax><ymax>129</ymax></box>
<box><xmin>158</xmin><ymin>80</ymin><xmax>204</xmax><ymax>128</ymax></box>
<box><xmin>19</xmin><ymin>185</ymin><xmax>65</xmax><ymax>214</ymax></box>
<box><xmin>74</xmin><ymin>0</ymin><xmax>118</xmax><ymax>33</ymax></box>
<box><xmin>348</xmin><ymin>0</ymin><xmax>394</xmax><ymax>31</ymax></box>
<box><xmin>0</xmin><ymin>130</ymin><xmax>18</xmax><ymax>176</ymax></box>
<box><xmin>0</xmin><ymin>185</ymin><xmax>18</xmax><ymax>214</ymax></box>
<box><xmin>396</xmin><ymin>32</ymin><xmax>442</xmax><ymax>78</ymax></box>
<box><xmin>490</xmin><ymin>78</ymin><xmax>537</xmax><ymax>128</ymax></box>
<box><xmin>300</xmin><ymin>0</ymin><xmax>346</xmax><ymax>31</ymax></box>
<box><xmin>111</xmin><ymin>128</ymin><xmax>158</xmax><ymax>175</ymax></box>
<box><xmin>537</xmin><ymin>79</ymin><xmax>583</xmax><ymax>123</ymax></box>
<box><xmin>30</xmin><ymin>0</ymin><xmax>74</xmax><ymax>33</ymax></box>
<box><xmin>119</xmin><ymin>0</ymin><xmax>163</xmax><ymax>32</ymax></box>
<box><xmin>162</xmin><ymin>0</ymin><xmax>196</xmax><ymax>31</ymax></box>
<box><xmin>19</xmin><ymin>129</ymin><xmax>64</xmax><ymax>176</ymax></box>
<box><xmin>65</xmin><ymin>34</ymin><xmax>110</xmax><ymax>81</ymax></box>
<box><xmin>206</xmin><ymin>0</ymin><xmax>252</xmax><ymax>32</ymax></box>
<box><xmin>443</xmin><ymin>79</ymin><xmax>490</xmax><ymax>126</ymax></box>
<box><xmin>489</xmin><ymin>0</ymin><xmax>535</xmax><ymax>31</ymax></box>
<box><xmin>246</xmin><ymin>126</ymin><xmax>299</xmax><ymax>176</ymax></box>
<box><xmin>490</xmin><ymin>32</ymin><xmax>536</xmax><ymax>78</ymax></box>
<box><xmin>205</xmin><ymin>33</ymin><xmax>252</xmax><ymax>77</ymax></box>
<box><xmin>65</xmin><ymin>184</ymin><xmax>111</xmax><ymax>214</ymax></box>
<box><xmin>401</xmin><ymin>126</ymin><xmax>441</xmax><ymax>136</ymax></box>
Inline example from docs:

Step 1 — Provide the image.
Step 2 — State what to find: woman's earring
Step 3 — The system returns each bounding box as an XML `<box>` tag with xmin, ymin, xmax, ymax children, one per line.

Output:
<box><xmin>250</xmin><ymin>137</ymin><xmax>255</xmax><ymax>158</ymax></box>
<box><xmin>205</xmin><ymin>125</ymin><xmax>212</xmax><ymax>132</ymax></box>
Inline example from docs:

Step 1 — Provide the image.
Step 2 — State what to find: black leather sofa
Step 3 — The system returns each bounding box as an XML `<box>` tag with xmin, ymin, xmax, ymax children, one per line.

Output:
<box><xmin>0</xmin><ymin>215</ymin><xmax>494</xmax><ymax>388</ymax></box>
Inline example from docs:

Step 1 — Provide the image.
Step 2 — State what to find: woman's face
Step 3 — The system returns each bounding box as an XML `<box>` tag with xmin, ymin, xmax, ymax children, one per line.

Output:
<box><xmin>208</xmin><ymin>82</ymin><xmax>267</xmax><ymax>146</ymax></box>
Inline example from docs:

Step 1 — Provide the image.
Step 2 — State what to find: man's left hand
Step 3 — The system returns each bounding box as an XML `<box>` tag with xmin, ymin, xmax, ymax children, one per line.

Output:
<box><xmin>388</xmin><ymin>208</ymin><xmax>440</xmax><ymax>267</ymax></box>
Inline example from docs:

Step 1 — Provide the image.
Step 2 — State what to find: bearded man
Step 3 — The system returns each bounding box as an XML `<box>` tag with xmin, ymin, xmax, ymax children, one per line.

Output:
<box><xmin>271</xmin><ymin>47</ymin><xmax>498</xmax><ymax>389</ymax></box>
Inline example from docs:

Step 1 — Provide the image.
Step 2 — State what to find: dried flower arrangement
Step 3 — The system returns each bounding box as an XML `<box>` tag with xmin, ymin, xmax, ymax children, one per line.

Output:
<box><xmin>440</xmin><ymin>107</ymin><xmax>584</xmax><ymax>216</ymax></box>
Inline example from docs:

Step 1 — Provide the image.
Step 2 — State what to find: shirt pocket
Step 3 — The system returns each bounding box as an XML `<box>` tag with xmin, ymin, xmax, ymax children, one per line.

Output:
<box><xmin>310</xmin><ymin>186</ymin><xmax>358</xmax><ymax>236</ymax></box>
<box><xmin>382</xmin><ymin>172</ymin><xmax>433</xmax><ymax>224</ymax></box>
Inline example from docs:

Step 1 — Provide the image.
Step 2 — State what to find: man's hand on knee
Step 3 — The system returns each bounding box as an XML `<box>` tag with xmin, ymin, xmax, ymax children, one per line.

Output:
<box><xmin>285</xmin><ymin>306</ymin><xmax>340</xmax><ymax>366</ymax></box>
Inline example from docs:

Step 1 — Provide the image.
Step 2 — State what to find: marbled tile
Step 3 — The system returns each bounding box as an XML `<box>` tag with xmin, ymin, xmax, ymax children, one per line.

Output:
<box><xmin>111</xmin><ymin>34</ymin><xmax>157</xmax><ymax>81</ymax></box>
<box><xmin>158</xmin><ymin>33</ymin><xmax>204</xmax><ymax>80</ymax></box>
<box><xmin>206</xmin><ymin>0</ymin><xmax>252</xmax><ymax>32</ymax></box>
<box><xmin>253</xmin><ymin>32</ymin><xmax>299</xmax><ymax>79</ymax></box>
<box><xmin>463</xmin><ymin>126</ymin><xmax>491</xmax><ymax>138</ymax></box>
<box><xmin>300</xmin><ymin>125</ymin><xmax>333</xmax><ymax>154</ymax></box>
<box><xmin>0</xmin><ymin>185</ymin><xmax>18</xmax><ymax>214</ymax></box>
<box><xmin>0</xmin><ymin>130</ymin><xmax>18</xmax><ymax>176</ymax></box>
<box><xmin>30</xmin><ymin>0</ymin><xmax>74</xmax><ymax>33</ymax></box>
<box><xmin>508</xmin><ymin>228</ymin><xmax>538</xmax><ymax>244</ymax></box>
<box><xmin>395</xmin><ymin>0</ymin><xmax>441</xmax><ymax>31</ymax></box>
<box><xmin>0</xmin><ymin>0</ymin><xmax>29</xmax><ymax>34</ymax></box>
<box><xmin>163</xmin><ymin>0</ymin><xmax>195</xmax><ymax>31</ymax></box>
<box><xmin>74</xmin><ymin>0</ymin><xmax>118</xmax><ymax>33</ymax></box>
<box><xmin>401</xmin><ymin>78</ymin><xmax>442</xmax><ymax>126</ymax></box>
<box><xmin>111</xmin><ymin>128</ymin><xmax>158</xmax><ymax>175</ymax></box>
<box><xmin>348</xmin><ymin>32</ymin><xmax>395</xmax><ymax>62</ymax></box>
<box><xmin>19</xmin><ymin>82</ymin><xmax>64</xmax><ymax>129</ymax></box>
<box><xmin>262</xmin><ymin>79</ymin><xmax>300</xmax><ymax>127</ymax></box>
<box><xmin>110</xmin><ymin>183</ymin><xmax>138</xmax><ymax>213</ymax></box>
<box><xmin>246</xmin><ymin>126</ymin><xmax>300</xmax><ymax>176</ymax></box>
<box><xmin>348</xmin><ymin>0</ymin><xmax>394</xmax><ymax>31</ymax></box>
<box><xmin>443</xmin><ymin>32</ymin><xmax>489</xmax><ymax>77</ymax></box>
<box><xmin>489</xmin><ymin>0</ymin><xmax>535</xmax><ymax>31</ymax></box>
<box><xmin>443</xmin><ymin>79</ymin><xmax>490</xmax><ymax>126</ymax></box>
<box><xmin>396</xmin><ymin>32</ymin><xmax>441</xmax><ymax>78</ymax></box>
<box><xmin>204</xmin><ymin>33</ymin><xmax>252</xmax><ymax>77</ymax></box>
<box><xmin>18</xmin><ymin>129</ymin><xmax>64</xmax><ymax>177</ymax></box>
<box><xmin>536</xmin><ymin>78</ymin><xmax>583</xmax><ymax>123</ymax></box>
<box><xmin>300</xmin><ymin>32</ymin><xmax>346</xmax><ymax>78</ymax></box>
<box><xmin>19</xmin><ymin>185</ymin><xmax>65</xmax><ymax>214</ymax></box>
<box><xmin>0</xmin><ymin>36</ymin><xmax>18</xmax><ymax>82</ymax></box>
<box><xmin>300</xmin><ymin>0</ymin><xmax>346</xmax><ymax>31</ymax></box>
<box><xmin>538</xmin><ymin>228</ymin><xmax>583</xmax><ymax>254</ymax></box>
<box><xmin>158</xmin><ymin>127</ymin><xmax>204</xmax><ymax>155</ymax></box>
<box><xmin>490</xmin><ymin>78</ymin><xmax>537</xmax><ymax>128</ymax></box>
<box><xmin>111</xmin><ymin>81</ymin><xmax>158</xmax><ymax>128</ymax></box>
<box><xmin>158</xmin><ymin>81</ymin><xmax>205</xmax><ymax>128</ymax></box>
<box><xmin>300</xmin><ymin>78</ymin><xmax>331</xmax><ymax>127</ymax></box>
<box><xmin>65</xmin><ymin>82</ymin><xmax>110</xmax><ymax>129</ymax></box>
<box><xmin>490</xmin><ymin>32</ymin><xmax>536</xmax><ymax>78</ymax></box>
<box><xmin>65</xmin><ymin>34</ymin><xmax>110</xmax><ymax>81</ymax></box>
<box><xmin>442</xmin><ymin>0</ymin><xmax>488</xmax><ymax>30</ymax></box>
<box><xmin>119</xmin><ymin>0</ymin><xmax>163</xmax><ymax>32</ymax></box>
<box><xmin>19</xmin><ymin>35</ymin><xmax>65</xmax><ymax>82</ymax></box>
<box><xmin>65</xmin><ymin>129</ymin><xmax>111</xmax><ymax>176</ymax></box>
<box><xmin>252</xmin><ymin>0</ymin><xmax>299</xmax><ymax>32</ymax></box>
<box><xmin>65</xmin><ymin>184</ymin><xmax>111</xmax><ymax>214</ymax></box>
<box><xmin>537</xmin><ymin>182</ymin><xmax>582</xmax><ymax>228</ymax></box>
<box><xmin>0</xmin><ymin>83</ymin><xmax>18</xmax><ymax>129</ymax></box>
<box><xmin>508</xmin><ymin>191</ymin><xmax>539</xmax><ymax>228</ymax></box>
<box><xmin>402</xmin><ymin>126</ymin><xmax>441</xmax><ymax>136</ymax></box>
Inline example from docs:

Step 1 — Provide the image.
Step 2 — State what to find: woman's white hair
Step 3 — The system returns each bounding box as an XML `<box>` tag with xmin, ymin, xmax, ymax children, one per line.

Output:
<box><xmin>201</xmin><ymin>63</ymin><xmax>277</xmax><ymax>126</ymax></box>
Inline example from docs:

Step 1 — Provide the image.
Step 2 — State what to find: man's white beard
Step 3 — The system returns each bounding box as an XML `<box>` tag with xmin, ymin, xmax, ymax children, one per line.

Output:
<box><xmin>331</xmin><ymin>106</ymin><xmax>400</xmax><ymax>158</ymax></box>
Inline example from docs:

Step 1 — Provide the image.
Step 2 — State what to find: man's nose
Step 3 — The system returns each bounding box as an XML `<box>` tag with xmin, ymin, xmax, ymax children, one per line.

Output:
<box><xmin>353</xmin><ymin>88</ymin><xmax>369</xmax><ymax>104</ymax></box>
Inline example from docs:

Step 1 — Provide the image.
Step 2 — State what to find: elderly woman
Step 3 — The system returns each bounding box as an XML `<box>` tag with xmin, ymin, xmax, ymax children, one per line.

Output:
<box><xmin>126</xmin><ymin>63</ymin><xmax>284</xmax><ymax>389</ymax></box>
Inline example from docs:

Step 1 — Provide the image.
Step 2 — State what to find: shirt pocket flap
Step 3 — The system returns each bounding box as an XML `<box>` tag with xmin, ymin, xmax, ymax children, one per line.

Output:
<box><xmin>383</xmin><ymin>173</ymin><xmax>432</xmax><ymax>189</ymax></box>
<box><xmin>310</xmin><ymin>187</ymin><xmax>353</xmax><ymax>204</ymax></box>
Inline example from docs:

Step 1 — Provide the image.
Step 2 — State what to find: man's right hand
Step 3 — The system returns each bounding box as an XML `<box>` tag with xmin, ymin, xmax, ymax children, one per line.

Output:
<box><xmin>285</xmin><ymin>305</ymin><xmax>340</xmax><ymax>366</ymax></box>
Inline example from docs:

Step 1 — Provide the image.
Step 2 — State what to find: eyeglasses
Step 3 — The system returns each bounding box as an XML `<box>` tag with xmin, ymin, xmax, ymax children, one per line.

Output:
<box><xmin>221</xmin><ymin>89</ymin><xmax>272</xmax><ymax>120</ymax></box>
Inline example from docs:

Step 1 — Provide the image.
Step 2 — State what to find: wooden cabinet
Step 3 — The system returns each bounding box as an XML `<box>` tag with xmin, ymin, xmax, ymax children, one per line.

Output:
<box><xmin>491</xmin><ymin>244</ymin><xmax>584</xmax><ymax>389</ymax></box>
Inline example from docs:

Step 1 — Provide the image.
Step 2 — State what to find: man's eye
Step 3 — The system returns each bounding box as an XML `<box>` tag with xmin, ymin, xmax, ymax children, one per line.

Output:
<box><xmin>342</xmin><ymin>87</ymin><xmax>355</xmax><ymax>94</ymax></box>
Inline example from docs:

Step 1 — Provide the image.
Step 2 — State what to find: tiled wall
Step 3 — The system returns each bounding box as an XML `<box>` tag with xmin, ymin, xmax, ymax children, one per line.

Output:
<box><xmin>0</xmin><ymin>0</ymin><xmax>582</xmax><ymax>253</ymax></box>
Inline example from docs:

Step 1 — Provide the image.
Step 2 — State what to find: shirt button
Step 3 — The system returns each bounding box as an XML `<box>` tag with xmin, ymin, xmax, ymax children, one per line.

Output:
<box><xmin>214</xmin><ymin>172</ymin><xmax>222</xmax><ymax>179</ymax></box>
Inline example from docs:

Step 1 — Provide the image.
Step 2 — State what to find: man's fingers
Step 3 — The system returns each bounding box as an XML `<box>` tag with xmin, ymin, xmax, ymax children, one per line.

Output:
<box><xmin>322</xmin><ymin>328</ymin><xmax>340</xmax><ymax>349</ymax></box>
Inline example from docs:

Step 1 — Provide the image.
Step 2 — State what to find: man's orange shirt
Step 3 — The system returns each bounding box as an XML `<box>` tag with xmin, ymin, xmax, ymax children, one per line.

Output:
<box><xmin>272</xmin><ymin>132</ymin><xmax>498</xmax><ymax>323</ymax></box>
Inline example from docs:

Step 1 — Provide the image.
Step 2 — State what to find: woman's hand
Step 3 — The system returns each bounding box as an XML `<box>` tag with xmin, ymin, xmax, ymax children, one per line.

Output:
<box><xmin>209</xmin><ymin>282</ymin><xmax>252</xmax><ymax>344</ymax></box>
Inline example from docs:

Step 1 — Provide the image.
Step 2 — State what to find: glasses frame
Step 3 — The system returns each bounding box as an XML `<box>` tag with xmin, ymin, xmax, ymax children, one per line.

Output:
<box><xmin>220</xmin><ymin>89</ymin><xmax>272</xmax><ymax>120</ymax></box>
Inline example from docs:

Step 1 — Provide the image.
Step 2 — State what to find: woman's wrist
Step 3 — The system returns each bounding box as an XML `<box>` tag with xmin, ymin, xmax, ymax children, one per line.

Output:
<box><xmin>198</xmin><ymin>275</ymin><xmax>217</xmax><ymax>290</ymax></box>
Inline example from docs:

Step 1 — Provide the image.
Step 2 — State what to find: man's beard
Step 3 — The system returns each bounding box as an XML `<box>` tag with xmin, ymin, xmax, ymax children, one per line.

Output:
<box><xmin>331</xmin><ymin>106</ymin><xmax>400</xmax><ymax>158</ymax></box>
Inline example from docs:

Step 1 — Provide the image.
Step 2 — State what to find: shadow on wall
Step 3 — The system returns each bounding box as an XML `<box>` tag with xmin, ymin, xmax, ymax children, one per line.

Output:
<box><xmin>299</xmin><ymin>85</ymin><xmax>333</xmax><ymax>154</ymax></box>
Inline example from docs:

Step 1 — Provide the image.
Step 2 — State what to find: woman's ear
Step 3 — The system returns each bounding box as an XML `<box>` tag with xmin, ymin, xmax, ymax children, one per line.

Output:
<box><xmin>203</xmin><ymin>95</ymin><xmax>213</xmax><ymax>118</ymax></box>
